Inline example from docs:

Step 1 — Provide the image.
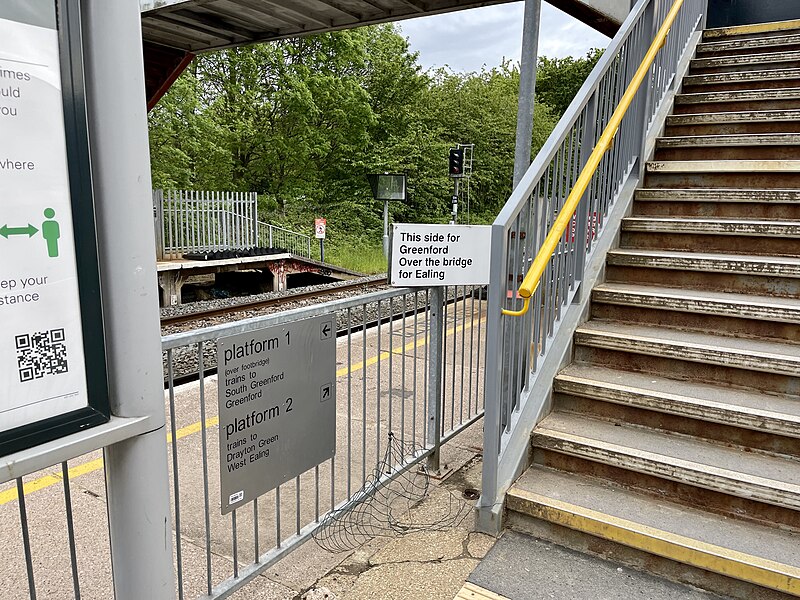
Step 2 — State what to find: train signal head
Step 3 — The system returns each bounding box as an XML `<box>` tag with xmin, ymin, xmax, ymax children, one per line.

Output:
<box><xmin>448</xmin><ymin>147</ymin><xmax>464</xmax><ymax>177</ymax></box>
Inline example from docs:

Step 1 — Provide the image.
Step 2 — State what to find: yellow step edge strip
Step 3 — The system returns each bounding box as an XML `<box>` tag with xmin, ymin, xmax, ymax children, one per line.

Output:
<box><xmin>453</xmin><ymin>582</ymin><xmax>510</xmax><ymax>600</ymax></box>
<box><xmin>705</xmin><ymin>19</ymin><xmax>800</xmax><ymax>40</ymax></box>
<box><xmin>509</xmin><ymin>488</ymin><xmax>800</xmax><ymax>595</ymax></box>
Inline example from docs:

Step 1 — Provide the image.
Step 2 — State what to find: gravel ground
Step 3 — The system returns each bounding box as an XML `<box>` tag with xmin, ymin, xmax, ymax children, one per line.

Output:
<box><xmin>161</xmin><ymin>274</ymin><xmax>389</xmax><ymax>335</ymax></box>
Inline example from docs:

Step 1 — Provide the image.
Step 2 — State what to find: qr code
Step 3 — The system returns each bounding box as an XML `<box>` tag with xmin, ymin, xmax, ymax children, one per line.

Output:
<box><xmin>16</xmin><ymin>329</ymin><xmax>69</xmax><ymax>383</ymax></box>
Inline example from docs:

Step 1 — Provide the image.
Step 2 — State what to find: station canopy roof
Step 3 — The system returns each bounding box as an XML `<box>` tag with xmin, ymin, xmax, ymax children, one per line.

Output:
<box><xmin>139</xmin><ymin>0</ymin><xmax>623</xmax><ymax>54</ymax></box>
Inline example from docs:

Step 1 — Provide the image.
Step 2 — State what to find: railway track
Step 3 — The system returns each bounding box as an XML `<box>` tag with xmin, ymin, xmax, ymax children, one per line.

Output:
<box><xmin>161</xmin><ymin>277</ymin><xmax>387</xmax><ymax>327</ymax></box>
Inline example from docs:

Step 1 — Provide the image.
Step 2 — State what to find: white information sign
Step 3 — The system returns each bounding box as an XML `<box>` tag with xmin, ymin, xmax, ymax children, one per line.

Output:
<box><xmin>0</xmin><ymin>5</ymin><xmax>89</xmax><ymax>433</ymax></box>
<box><xmin>390</xmin><ymin>223</ymin><xmax>491</xmax><ymax>286</ymax></box>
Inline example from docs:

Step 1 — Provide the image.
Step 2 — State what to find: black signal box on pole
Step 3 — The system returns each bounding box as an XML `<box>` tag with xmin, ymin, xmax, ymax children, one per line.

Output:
<box><xmin>448</xmin><ymin>147</ymin><xmax>464</xmax><ymax>177</ymax></box>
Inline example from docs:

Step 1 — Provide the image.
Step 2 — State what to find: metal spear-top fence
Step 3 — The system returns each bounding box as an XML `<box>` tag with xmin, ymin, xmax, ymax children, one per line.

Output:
<box><xmin>153</xmin><ymin>190</ymin><xmax>312</xmax><ymax>260</ymax></box>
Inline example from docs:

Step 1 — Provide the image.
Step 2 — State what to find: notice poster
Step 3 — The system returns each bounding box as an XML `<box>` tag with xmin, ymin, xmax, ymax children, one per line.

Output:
<box><xmin>0</xmin><ymin>2</ymin><xmax>89</xmax><ymax>434</ymax></box>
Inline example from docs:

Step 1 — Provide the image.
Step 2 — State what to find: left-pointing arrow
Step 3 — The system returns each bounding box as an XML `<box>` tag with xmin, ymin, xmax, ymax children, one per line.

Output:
<box><xmin>0</xmin><ymin>224</ymin><xmax>39</xmax><ymax>239</ymax></box>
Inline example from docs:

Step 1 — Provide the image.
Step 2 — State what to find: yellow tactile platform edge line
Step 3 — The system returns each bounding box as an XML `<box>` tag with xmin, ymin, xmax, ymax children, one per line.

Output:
<box><xmin>453</xmin><ymin>582</ymin><xmax>510</xmax><ymax>600</ymax></box>
<box><xmin>705</xmin><ymin>19</ymin><xmax>800</xmax><ymax>39</ymax></box>
<box><xmin>509</xmin><ymin>488</ymin><xmax>800</xmax><ymax>596</ymax></box>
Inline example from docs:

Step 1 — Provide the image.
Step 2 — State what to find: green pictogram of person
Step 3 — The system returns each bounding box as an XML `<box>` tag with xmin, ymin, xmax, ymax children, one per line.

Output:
<box><xmin>41</xmin><ymin>208</ymin><xmax>60</xmax><ymax>258</ymax></box>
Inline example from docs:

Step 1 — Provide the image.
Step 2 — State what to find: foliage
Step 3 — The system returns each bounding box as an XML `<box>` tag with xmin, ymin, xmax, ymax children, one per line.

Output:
<box><xmin>148</xmin><ymin>25</ymin><xmax>598</xmax><ymax>271</ymax></box>
<box><xmin>535</xmin><ymin>49</ymin><xmax>603</xmax><ymax>116</ymax></box>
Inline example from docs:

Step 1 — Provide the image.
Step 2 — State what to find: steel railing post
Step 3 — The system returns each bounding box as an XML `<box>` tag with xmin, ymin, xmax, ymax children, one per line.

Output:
<box><xmin>153</xmin><ymin>189</ymin><xmax>164</xmax><ymax>261</ymax></box>
<box><xmin>477</xmin><ymin>223</ymin><xmax>508</xmax><ymax>533</ymax></box>
<box><xmin>426</xmin><ymin>286</ymin><xmax>445</xmax><ymax>472</ymax></box>
<box><xmin>635</xmin><ymin>0</ymin><xmax>657</xmax><ymax>179</ymax></box>
<box><xmin>573</xmin><ymin>94</ymin><xmax>598</xmax><ymax>303</ymax></box>
<box><xmin>83</xmin><ymin>1</ymin><xmax>175</xmax><ymax>598</ymax></box>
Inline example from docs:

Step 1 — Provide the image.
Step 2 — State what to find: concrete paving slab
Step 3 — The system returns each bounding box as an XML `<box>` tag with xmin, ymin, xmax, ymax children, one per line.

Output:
<box><xmin>468</xmin><ymin>531</ymin><xmax>728</xmax><ymax>600</ymax></box>
<box><xmin>344</xmin><ymin>558</ymin><xmax>480</xmax><ymax>600</ymax></box>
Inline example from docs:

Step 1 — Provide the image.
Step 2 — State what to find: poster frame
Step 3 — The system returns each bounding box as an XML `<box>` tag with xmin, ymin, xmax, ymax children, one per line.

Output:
<box><xmin>0</xmin><ymin>0</ymin><xmax>110</xmax><ymax>457</ymax></box>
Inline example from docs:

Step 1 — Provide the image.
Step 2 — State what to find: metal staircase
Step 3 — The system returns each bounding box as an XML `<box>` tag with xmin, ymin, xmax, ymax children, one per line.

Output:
<box><xmin>503</xmin><ymin>18</ymin><xmax>800</xmax><ymax>598</ymax></box>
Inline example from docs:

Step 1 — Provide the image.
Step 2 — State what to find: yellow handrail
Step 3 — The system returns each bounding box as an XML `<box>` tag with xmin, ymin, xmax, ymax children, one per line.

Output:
<box><xmin>502</xmin><ymin>0</ymin><xmax>684</xmax><ymax>317</ymax></box>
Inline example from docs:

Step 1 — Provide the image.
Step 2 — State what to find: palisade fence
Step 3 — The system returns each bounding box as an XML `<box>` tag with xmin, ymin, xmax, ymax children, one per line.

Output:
<box><xmin>154</xmin><ymin>189</ymin><xmax>312</xmax><ymax>260</ymax></box>
<box><xmin>480</xmin><ymin>0</ymin><xmax>705</xmax><ymax>521</ymax></box>
<box><xmin>3</xmin><ymin>285</ymin><xmax>487</xmax><ymax>599</ymax></box>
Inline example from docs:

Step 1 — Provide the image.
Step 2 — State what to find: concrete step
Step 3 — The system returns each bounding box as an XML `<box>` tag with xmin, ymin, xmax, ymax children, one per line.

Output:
<box><xmin>635</xmin><ymin>188</ymin><xmax>800</xmax><ymax>203</ymax></box>
<box><xmin>682</xmin><ymin>69</ymin><xmax>800</xmax><ymax>94</ymax></box>
<box><xmin>697</xmin><ymin>32</ymin><xmax>800</xmax><ymax>57</ymax></box>
<box><xmin>507</xmin><ymin>466</ymin><xmax>800</xmax><ymax>597</ymax></box>
<box><xmin>532</xmin><ymin>410</ymin><xmax>800</xmax><ymax>510</ymax></box>
<box><xmin>592</xmin><ymin>282</ymin><xmax>800</xmax><ymax>324</ymax></box>
<box><xmin>606</xmin><ymin>248</ymin><xmax>800</xmax><ymax>280</ymax></box>
<box><xmin>633</xmin><ymin>188</ymin><xmax>800</xmax><ymax>219</ymax></box>
<box><xmin>665</xmin><ymin>110</ymin><xmax>800</xmax><ymax>136</ymax></box>
<box><xmin>591</xmin><ymin>286</ymin><xmax>800</xmax><ymax>345</ymax></box>
<box><xmin>703</xmin><ymin>19</ymin><xmax>800</xmax><ymax>43</ymax></box>
<box><xmin>657</xmin><ymin>133</ymin><xmax>800</xmax><ymax>148</ymax></box>
<box><xmin>574</xmin><ymin>321</ymin><xmax>800</xmax><ymax>377</ymax></box>
<box><xmin>691</xmin><ymin>50</ymin><xmax>800</xmax><ymax>74</ymax></box>
<box><xmin>674</xmin><ymin>87</ymin><xmax>800</xmax><ymax>114</ymax></box>
<box><xmin>621</xmin><ymin>216</ymin><xmax>800</xmax><ymax>238</ymax></box>
<box><xmin>654</xmin><ymin>133</ymin><xmax>800</xmax><ymax>160</ymax></box>
<box><xmin>644</xmin><ymin>160</ymin><xmax>800</xmax><ymax>189</ymax></box>
<box><xmin>619</xmin><ymin>217</ymin><xmax>800</xmax><ymax>258</ymax></box>
<box><xmin>555</xmin><ymin>363</ymin><xmax>800</xmax><ymax>439</ymax></box>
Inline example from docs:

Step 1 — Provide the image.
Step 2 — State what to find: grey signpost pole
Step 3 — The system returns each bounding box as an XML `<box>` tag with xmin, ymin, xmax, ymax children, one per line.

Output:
<box><xmin>513</xmin><ymin>0</ymin><xmax>542</xmax><ymax>187</ymax></box>
<box><xmin>83</xmin><ymin>1</ymin><xmax>175</xmax><ymax>598</ymax></box>
<box><xmin>426</xmin><ymin>286</ymin><xmax>444</xmax><ymax>471</ymax></box>
<box><xmin>383</xmin><ymin>199</ymin><xmax>390</xmax><ymax>259</ymax></box>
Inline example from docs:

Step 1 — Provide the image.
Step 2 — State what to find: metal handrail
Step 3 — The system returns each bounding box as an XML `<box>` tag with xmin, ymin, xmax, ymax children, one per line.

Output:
<box><xmin>502</xmin><ymin>0</ymin><xmax>684</xmax><ymax>317</ymax></box>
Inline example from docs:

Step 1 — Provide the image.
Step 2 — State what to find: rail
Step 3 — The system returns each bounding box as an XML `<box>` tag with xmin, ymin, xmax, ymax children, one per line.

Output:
<box><xmin>503</xmin><ymin>0</ymin><xmax>685</xmax><ymax>317</ymax></box>
<box><xmin>480</xmin><ymin>0</ymin><xmax>705</xmax><ymax>528</ymax></box>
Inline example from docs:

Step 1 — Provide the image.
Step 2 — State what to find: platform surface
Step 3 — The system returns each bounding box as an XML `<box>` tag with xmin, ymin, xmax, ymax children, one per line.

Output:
<box><xmin>467</xmin><ymin>531</ymin><xmax>726</xmax><ymax>600</ymax></box>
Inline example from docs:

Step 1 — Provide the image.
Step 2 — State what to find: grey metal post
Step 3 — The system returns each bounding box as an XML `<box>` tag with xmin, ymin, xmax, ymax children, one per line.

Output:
<box><xmin>513</xmin><ymin>0</ymin><xmax>542</xmax><ymax>187</ymax></box>
<box><xmin>426</xmin><ymin>286</ymin><xmax>445</xmax><ymax>471</ymax></box>
<box><xmin>382</xmin><ymin>199</ymin><xmax>390</xmax><ymax>259</ymax></box>
<box><xmin>451</xmin><ymin>178</ymin><xmax>460</xmax><ymax>224</ymax></box>
<box><xmin>477</xmin><ymin>223</ymin><xmax>508</xmax><ymax>533</ymax></box>
<box><xmin>252</xmin><ymin>194</ymin><xmax>259</xmax><ymax>248</ymax></box>
<box><xmin>83</xmin><ymin>1</ymin><xmax>176</xmax><ymax>599</ymax></box>
<box><xmin>153</xmin><ymin>189</ymin><xmax>165</xmax><ymax>261</ymax></box>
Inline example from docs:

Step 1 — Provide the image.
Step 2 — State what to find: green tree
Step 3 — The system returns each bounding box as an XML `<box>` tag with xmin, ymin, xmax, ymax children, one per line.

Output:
<box><xmin>536</xmin><ymin>49</ymin><xmax>603</xmax><ymax>115</ymax></box>
<box><xmin>148</xmin><ymin>73</ymin><xmax>232</xmax><ymax>190</ymax></box>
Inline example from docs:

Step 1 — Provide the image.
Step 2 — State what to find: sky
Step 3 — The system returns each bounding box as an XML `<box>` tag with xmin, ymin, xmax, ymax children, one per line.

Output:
<box><xmin>398</xmin><ymin>2</ymin><xmax>610</xmax><ymax>73</ymax></box>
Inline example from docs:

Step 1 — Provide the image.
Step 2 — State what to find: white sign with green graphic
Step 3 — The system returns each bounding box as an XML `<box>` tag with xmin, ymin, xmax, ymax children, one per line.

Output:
<box><xmin>0</xmin><ymin>3</ymin><xmax>89</xmax><ymax>434</ymax></box>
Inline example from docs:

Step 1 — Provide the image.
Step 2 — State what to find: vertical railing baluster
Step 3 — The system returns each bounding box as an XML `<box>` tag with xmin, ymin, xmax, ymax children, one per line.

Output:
<box><xmin>62</xmin><ymin>463</ymin><xmax>81</xmax><ymax>600</ymax></box>
<box><xmin>17</xmin><ymin>478</ymin><xmax>37</xmax><ymax>600</ymax></box>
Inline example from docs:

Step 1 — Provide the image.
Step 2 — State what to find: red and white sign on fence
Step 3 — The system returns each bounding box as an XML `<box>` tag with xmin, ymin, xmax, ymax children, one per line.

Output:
<box><xmin>314</xmin><ymin>218</ymin><xmax>327</xmax><ymax>239</ymax></box>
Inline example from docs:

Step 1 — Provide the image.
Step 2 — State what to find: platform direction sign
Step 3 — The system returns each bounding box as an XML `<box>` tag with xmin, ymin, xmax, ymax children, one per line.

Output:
<box><xmin>217</xmin><ymin>314</ymin><xmax>336</xmax><ymax>514</ymax></box>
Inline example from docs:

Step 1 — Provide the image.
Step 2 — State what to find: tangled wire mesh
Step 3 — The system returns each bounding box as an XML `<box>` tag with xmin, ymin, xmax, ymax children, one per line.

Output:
<box><xmin>312</xmin><ymin>433</ymin><xmax>471</xmax><ymax>553</ymax></box>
